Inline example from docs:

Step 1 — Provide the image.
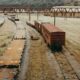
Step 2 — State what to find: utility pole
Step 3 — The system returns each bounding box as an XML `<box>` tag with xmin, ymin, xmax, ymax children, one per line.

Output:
<box><xmin>37</xmin><ymin>10</ymin><xmax>39</xmax><ymax>20</ymax></box>
<box><xmin>54</xmin><ymin>10</ymin><xmax>56</xmax><ymax>26</ymax></box>
<box><xmin>29</xmin><ymin>6</ymin><xmax>31</xmax><ymax>21</ymax></box>
<box><xmin>29</xmin><ymin>10</ymin><xmax>31</xmax><ymax>21</ymax></box>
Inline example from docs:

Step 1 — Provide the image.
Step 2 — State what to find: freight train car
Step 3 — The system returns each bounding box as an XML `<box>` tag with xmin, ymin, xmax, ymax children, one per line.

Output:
<box><xmin>27</xmin><ymin>21</ymin><xmax>35</xmax><ymax>28</ymax></box>
<box><xmin>34</xmin><ymin>21</ymin><xmax>41</xmax><ymax>32</ymax></box>
<box><xmin>41</xmin><ymin>23</ymin><xmax>65</xmax><ymax>51</ymax></box>
<box><xmin>27</xmin><ymin>21</ymin><xmax>65</xmax><ymax>51</ymax></box>
<box><xmin>34</xmin><ymin>20</ymin><xmax>50</xmax><ymax>33</ymax></box>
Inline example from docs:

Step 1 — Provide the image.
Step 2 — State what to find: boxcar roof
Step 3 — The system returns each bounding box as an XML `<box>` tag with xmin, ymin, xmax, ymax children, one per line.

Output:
<box><xmin>27</xmin><ymin>21</ymin><xmax>34</xmax><ymax>25</ymax></box>
<box><xmin>42</xmin><ymin>23</ymin><xmax>64</xmax><ymax>33</ymax></box>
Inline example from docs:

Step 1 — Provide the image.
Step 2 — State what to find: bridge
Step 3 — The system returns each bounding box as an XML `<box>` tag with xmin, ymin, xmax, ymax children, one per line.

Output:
<box><xmin>0</xmin><ymin>5</ymin><xmax>80</xmax><ymax>18</ymax></box>
<box><xmin>44</xmin><ymin>6</ymin><xmax>80</xmax><ymax>17</ymax></box>
<box><xmin>0</xmin><ymin>5</ymin><xmax>31</xmax><ymax>13</ymax></box>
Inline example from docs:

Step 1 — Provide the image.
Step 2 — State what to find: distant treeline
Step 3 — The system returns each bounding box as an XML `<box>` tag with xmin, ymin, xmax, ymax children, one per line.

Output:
<box><xmin>0</xmin><ymin>0</ymin><xmax>79</xmax><ymax>9</ymax></box>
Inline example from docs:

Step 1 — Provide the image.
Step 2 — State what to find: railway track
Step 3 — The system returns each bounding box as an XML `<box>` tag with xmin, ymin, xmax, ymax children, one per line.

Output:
<box><xmin>0</xmin><ymin>17</ymin><xmax>26</xmax><ymax>80</ymax></box>
<box><xmin>25</xmin><ymin>25</ymin><xmax>59</xmax><ymax>80</ymax></box>
<box><xmin>54</xmin><ymin>51</ymin><xmax>78</xmax><ymax>80</ymax></box>
<box><xmin>63</xmin><ymin>47</ymin><xmax>80</xmax><ymax>79</ymax></box>
<box><xmin>46</xmin><ymin>46</ymin><xmax>80</xmax><ymax>80</ymax></box>
<box><xmin>0</xmin><ymin>15</ymin><xmax>80</xmax><ymax>80</ymax></box>
<box><xmin>0</xmin><ymin>17</ymin><xmax>17</xmax><ymax>80</ymax></box>
<box><xmin>66</xmin><ymin>40</ymin><xmax>80</xmax><ymax>64</ymax></box>
<box><xmin>25</xmin><ymin>22</ymin><xmax>80</xmax><ymax>80</ymax></box>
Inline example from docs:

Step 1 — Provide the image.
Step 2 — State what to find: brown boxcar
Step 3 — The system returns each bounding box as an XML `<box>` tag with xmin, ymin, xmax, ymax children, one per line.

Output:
<box><xmin>41</xmin><ymin>23</ymin><xmax>65</xmax><ymax>51</ymax></box>
<box><xmin>34</xmin><ymin>21</ymin><xmax>41</xmax><ymax>32</ymax></box>
<box><xmin>34</xmin><ymin>20</ymin><xmax>50</xmax><ymax>33</ymax></box>
<box><xmin>27</xmin><ymin>21</ymin><xmax>35</xmax><ymax>28</ymax></box>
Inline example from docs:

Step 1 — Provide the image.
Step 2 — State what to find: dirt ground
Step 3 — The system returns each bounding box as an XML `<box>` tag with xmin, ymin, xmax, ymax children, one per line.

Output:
<box><xmin>0</xmin><ymin>13</ymin><xmax>80</xmax><ymax>80</ymax></box>
<box><xmin>25</xmin><ymin>23</ymin><xmax>79</xmax><ymax>80</ymax></box>
<box><xmin>18</xmin><ymin>13</ymin><xmax>80</xmax><ymax>64</ymax></box>
<box><xmin>0</xmin><ymin>40</ymin><xmax>25</xmax><ymax>65</ymax></box>
<box><xmin>26</xmin><ymin>26</ymin><xmax>59</xmax><ymax>80</ymax></box>
<box><xmin>20</xmin><ymin>14</ymin><xmax>80</xmax><ymax>80</ymax></box>
<box><xmin>0</xmin><ymin>16</ymin><xmax>16</xmax><ymax>56</ymax></box>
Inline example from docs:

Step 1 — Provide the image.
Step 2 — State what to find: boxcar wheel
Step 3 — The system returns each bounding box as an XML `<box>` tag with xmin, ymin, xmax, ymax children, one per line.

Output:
<box><xmin>52</xmin><ymin>42</ymin><xmax>62</xmax><ymax>52</ymax></box>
